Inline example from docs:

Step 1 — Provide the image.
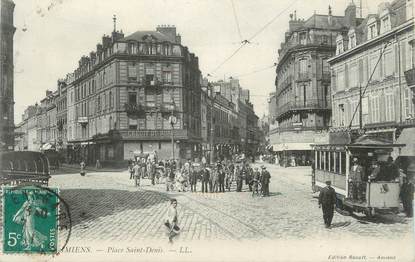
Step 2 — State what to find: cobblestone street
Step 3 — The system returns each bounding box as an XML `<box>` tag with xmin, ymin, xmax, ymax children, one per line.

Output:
<box><xmin>48</xmin><ymin>163</ymin><xmax>413</xmax><ymax>243</ymax></box>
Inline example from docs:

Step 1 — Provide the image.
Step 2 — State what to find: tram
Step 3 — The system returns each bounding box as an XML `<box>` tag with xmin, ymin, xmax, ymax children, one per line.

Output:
<box><xmin>312</xmin><ymin>135</ymin><xmax>404</xmax><ymax>217</ymax></box>
<box><xmin>0</xmin><ymin>151</ymin><xmax>51</xmax><ymax>186</ymax></box>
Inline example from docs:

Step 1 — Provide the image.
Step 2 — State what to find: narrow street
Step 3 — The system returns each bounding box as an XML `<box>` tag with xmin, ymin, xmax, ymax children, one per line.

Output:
<box><xmin>48</xmin><ymin>163</ymin><xmax>413</xmax><ymax>243</ymax></box>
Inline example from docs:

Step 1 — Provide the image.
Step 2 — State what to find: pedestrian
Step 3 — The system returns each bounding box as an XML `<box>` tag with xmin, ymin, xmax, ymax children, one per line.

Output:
<box><xmin>150</xmin><ymin>161</ymin><xmax>156</xmax><ymax>185</ymax></box>
<box><xmin>80</xmin><ymin>160</ymin><xmax>86</xmax><ymax>176</ymax></box>
<box><xmin>201</xmin><ymin>165</ymin><xmax>210</xmax><ymax>193</ymax></box>
<box><xmin>95</xmin><ymin>159</ymin><xmax>101</xmax><ymax>169</ymax></box>
<box><xmin>164</xmin><ymin>199</ymin><xmax>180</xmax><ymax>243</ymax></box>
<box><xmin>128</xmin><ymin>160</ymin><xmax>134</xmax><ymax>180</ymax></box>
<box><xmin>166</xmin><ymin>167</ymin><xmax>175</xmax><ymax>191</ymax></box>
<box><xmin>133</xmin><ymin>161</ymin><xmax>141</xmax><ymax>187</ymax></box>
<box><xmin>251</xmin><ymin>167</ymin><xmax>261</xmax><ymax>197</ymax></box>
<box><xmin>218</xmin><ymin>166</ymin><xmax>225</xmax><ymax>192</ymax></box>
<box><xmin>260</xmin><ymin>166</ymin><xmax>271</xmax><ymax>196</ymax></box>
<box><xmin>400</xmin><ymin>176</ymin><xmax>414</xmax><ymax>217</ymax></box>
<box><xmin>246</xmin><ymin>164</ymin><xmax>253</xmax><ymax>192</ymax></box>
<box><xmin>212</xmin><ymin>166</ymin><xmax>219</xmax><ymax>193</ymax></box>
<box><xmin>189</xmin><ymin>165</ymin><xmax>198</xmax><ymax>192</ymax></box>
<box><xmin>318</xmin><ymin>180</ymin><xmax>337</xmax><ymax>228</ymax></box>
<box><xmin>225</xmin><ymin>165</ymin><xmax>233</xmax><ymax>191</ymax></box>
<box><xmin>236</xmin><ymin>165</ymin><xmax>243</xmax><ymax>192</ymax></box>
<box><xmin>349</xmin><ymin>157</ymin><xmax>365</xmax><ymax>202</ymax></box>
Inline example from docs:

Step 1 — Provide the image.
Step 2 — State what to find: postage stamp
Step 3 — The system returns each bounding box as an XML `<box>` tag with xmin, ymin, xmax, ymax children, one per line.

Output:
<box><xmin>2</xmin><ymin>186</ymin><xmax>59</xmax><ymax>254</ymax></box>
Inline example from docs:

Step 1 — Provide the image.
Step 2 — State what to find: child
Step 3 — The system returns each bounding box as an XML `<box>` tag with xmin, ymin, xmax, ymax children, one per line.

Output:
<box><xmin>164</xmin><ymin>199</ymin><xmax>180</xmax><ymax>243</ymax></box>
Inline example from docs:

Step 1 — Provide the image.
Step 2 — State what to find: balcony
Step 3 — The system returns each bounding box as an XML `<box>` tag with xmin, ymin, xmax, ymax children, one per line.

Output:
<box><xmin>124</xmin><ymin>103</ymin><xmax>145</xmax><ymax>116</ymax></box>
<box><xmin>118</xmin><ymin>129</ymin><xmax>189</xmax><ymax>141</ymax></box>
<box><xmin>296</xmin><ymin>72</ymin><xmax>311</xmax><ymax>82</ymax></box>
<box><xmin>276</xmin><ymin>99</ymin><xmax>330</xmax><ymax>120</ymax></box>
<box><xmin>77</xmin><ymin>117</ymin><xmax>89</xmax><ymax>124</ymax></box>
<box><xmin>404</xmin><ymin>68</ymin><xmax>415</xmax><ymax>87</ymax></box>
<box><xmin>270</xmin><ymin>125</ymin><xmax>328</xmax><ymax>133</ymax></box>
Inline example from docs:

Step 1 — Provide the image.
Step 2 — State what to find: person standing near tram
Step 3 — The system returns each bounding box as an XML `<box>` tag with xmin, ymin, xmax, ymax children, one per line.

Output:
<box><xmin>349</xmin><ymin>157</ymin><xmax>365</xmax><ymax>202</ymax></box>
<box><xmin>318</xmin><ymin>180</ymin><xmax>337</xmax><ymax>228</ymax></box>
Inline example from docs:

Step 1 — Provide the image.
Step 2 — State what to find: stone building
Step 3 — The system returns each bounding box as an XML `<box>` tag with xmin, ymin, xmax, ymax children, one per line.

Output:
<box><xmin>269</xmin><ymin>7</ymin><xmax>352</xmax><ymax>166</ymax></box>
<box><xmin>65</xmin><ymin>25</ymin><xmax>202</xmax><ymax>164</ymax></box>
<box><xmin>0</xmin><ymin>0</ymin><xmax>15</xmax><ymax>151</ymax></box>
<box><xmin>329</xmin><ymin>0</ymin><xmax>414</xmax><ymax>157</ymax></box>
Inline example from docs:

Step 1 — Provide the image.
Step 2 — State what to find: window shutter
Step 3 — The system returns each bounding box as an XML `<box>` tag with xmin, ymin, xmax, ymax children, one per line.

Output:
<box><xmin>379</xmin><ymin>94</ymin><xmax>385</xmax><ymax>122</ymax></box>
<box><xmin>358</xmin><ymin>59</ymin><xmax>363</xmax><ymax>84</ymax></box>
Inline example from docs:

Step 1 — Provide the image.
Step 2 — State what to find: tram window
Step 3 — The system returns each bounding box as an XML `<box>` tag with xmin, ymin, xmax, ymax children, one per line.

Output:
<box><xmin>340</xmin><ymin>153</ymin><xmax>346</xmax><ymax>174</ymax></box>
<box><xmin>316</xmin><ymin>151</ymin><xmax>321</xmax><ymax>169</ymax></box>
<box><xmin>330</xmin><ymin>152</ymin><xmax>335</xmax><ymax>172</ymax></box>
<box><xmin>325</xmin><ymin>152</ymin><xmax>329</xmax><ymax>171</ymax></box>
<box><xmin>335</xmin><ymin>152</ymin><xmax>340</xmax><ymax>173</ymax></box>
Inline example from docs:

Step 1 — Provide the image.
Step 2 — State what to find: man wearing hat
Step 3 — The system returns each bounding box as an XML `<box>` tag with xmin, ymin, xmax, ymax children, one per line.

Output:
<box><xmin>349</xmin><ymin>157</ymin><xmax>365</xmax><ymax>202</ymax></box>
<box><xmin>318</xmin><ymin>180</ymin><xmax>337</xmax><ymax>228</ymax></box>
<box><xmin>260</xmin><ymin>166</ymin><xmax>271</xmax><ymax>197</ymax></box>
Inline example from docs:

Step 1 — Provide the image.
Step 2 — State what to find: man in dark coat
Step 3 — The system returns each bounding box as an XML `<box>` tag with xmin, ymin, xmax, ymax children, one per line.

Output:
<box><xmin>189</xmin><ymin>166</ymin><xmax>198</xmax><ymax>192</ymax></box>
<box><xmin>218</xmin><ymin>166</ymin><xmax>225</xmax><ymax>192</ymax></box>
<box><xmin>236</xmin><ymin>166</ymin><xmax>243</xmax><ymax>192</ymax></box>
<box><xmin>201</xmin><ymin>166</ymin><xmax>210</xmax><ymax>193</ymax></box>
<box><xmin>260</xmin><ymin>166</ymin><xmax>271</xmax><ymax>196</ymax></box>
<box><xmin>400</xmin><ymin>176</ymin><xmax>414</xmax><ymax>217</ymax></box>
<box><xmin>319</xmin><ymin>180</ymin><xmax>337</xmax><ymax>228</ymax></box>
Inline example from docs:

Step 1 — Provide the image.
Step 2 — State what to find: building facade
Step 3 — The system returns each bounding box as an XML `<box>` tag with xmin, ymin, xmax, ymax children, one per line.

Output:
<box><xmin>64</xmin><ymin>26</ymin><xmax>201</xmax><ymax>165</ymax></box>
<box><xmin>329</xmin><ymin>0</ymin><xmax>415</xmax><ymax>157</ymax></box>
<box><xmin>0</xmin><ymin>0</ymin><xmax>15</xmax><ymax>151</ymax></box>
<box><xmin>269</xmin><ymin>8</ymin><xmax>352</xmax><ymax>165</ymax></box>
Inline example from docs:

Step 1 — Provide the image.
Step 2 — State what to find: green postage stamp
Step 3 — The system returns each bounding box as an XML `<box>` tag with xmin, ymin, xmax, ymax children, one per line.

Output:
<box><xmin>3</xmin><ymin>186</ymin><xmax>59</xmax><ymax>254</ymax></box>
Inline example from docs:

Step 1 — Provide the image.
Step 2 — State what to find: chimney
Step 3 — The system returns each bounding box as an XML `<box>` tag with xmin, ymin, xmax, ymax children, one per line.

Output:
<box><xmin>345</xmin><ymin>2</ymin><xmax>357</xmax><ymax>27</ymax></box>
<box><xmin>156</xmin><ymin>25</ymin><xmax>177</xmax><ymax>42</ymax></box>
<box><xmin>46</xmin><ymin>90</ymin><xmax>52</xmax><ymax>97</ymax></box>
<box><xmin>328</xmin><ymin>5</ymin><xmax>333</xmax><ymax>25</ymax></box>
<box><xmin>112</xmin><ymin>30</ymin><xmax>124</xmax><ymax>42</ymax></box>
<box><xmin>96</xmin><ymin>44</ymin><xmax>103</xmax><ymax>53</ymax></box>
<box><xmin>102</xmin><ymin>35</ymin><xmax>112</xmax><ymax>49</ymax></box>
<box><xmin>175</xmin><ymin>34</ymin><xmax>181</xmax><ymax>44</ymax></box>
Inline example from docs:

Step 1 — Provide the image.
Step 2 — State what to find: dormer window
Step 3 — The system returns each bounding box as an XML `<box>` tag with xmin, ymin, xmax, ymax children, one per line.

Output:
<box><xmin>380</xmin><ymin>9</ymin><xmax>391</xmax><ymax>34</ymax></box>
<box><xmin>348</xmin><ymin>29</ymin><xmax>356</xmax><ymax>49</ymax></box>
<box><xmin>336</xmin><ymin>35</ymin><xmax>344</xmax><ymax>55</ymax></box>
<box><xmin>367</xmin><ymin>17</ymin><xmax>378</xmax><ymax>40</ymax></box>
<box><xmin>299</xmin><ymin>32</ymin><xmax>307</xmax><ymax>45</ymax></box>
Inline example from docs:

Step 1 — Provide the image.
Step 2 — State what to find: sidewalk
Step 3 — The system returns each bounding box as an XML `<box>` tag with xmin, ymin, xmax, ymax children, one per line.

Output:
<box><xmin>58</xmin><ymin>163</ymin><xmax>126</xmax><ymax>173</ymax></box>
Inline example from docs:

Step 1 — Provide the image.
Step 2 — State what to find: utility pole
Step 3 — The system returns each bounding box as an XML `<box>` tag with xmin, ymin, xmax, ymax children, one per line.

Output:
<box><xmin>209</xmin><ymin>84</ymin><xmax>215</xmax><ymax>164</ymax></box>
<box><xmin>359</xmin><ymin>84</ymin><xmax>363</xmax><ymax>129</ymax></box>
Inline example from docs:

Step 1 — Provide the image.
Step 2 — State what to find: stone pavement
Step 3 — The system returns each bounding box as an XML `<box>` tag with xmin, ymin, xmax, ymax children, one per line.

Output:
<box><xmin>45</xmin><ymin>163</ymin><xmax>413</xmax><ymax>243</ymax></box>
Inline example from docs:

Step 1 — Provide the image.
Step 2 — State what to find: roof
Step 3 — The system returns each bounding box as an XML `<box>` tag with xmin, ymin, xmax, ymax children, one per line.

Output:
<box><xmin>121</xmin><ymin>31</ymin><xmax>173</xmax><ymax>43</ymax></box>
<box><xmin>303</xmin><ymin>14</ymin><xmax>346</xmax><ymax>30</ymax></box>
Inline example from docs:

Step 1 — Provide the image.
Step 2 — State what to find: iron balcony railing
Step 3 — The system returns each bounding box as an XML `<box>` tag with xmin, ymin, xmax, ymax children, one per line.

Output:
<box><xmin>276</xmin><ymin>99</ymin><xmax>330</xmax><ymax>120</ymax></box>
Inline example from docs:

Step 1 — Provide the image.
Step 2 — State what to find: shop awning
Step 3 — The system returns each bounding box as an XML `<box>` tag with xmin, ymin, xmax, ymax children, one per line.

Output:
<box><xmin>272</xmin><ymin>143</ymin><xmax>312</xmax><ymax>151</ymax></box>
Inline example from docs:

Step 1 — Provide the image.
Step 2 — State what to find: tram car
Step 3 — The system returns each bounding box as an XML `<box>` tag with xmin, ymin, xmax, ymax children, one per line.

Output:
<box><xmin>0</xmin><ymin>151</ymin><xmax>51</xmax><ymax>186</ymax></box>
<box><xmin>312</xmin><ymin>136</ymin><xmax>404</xmax><ymax>217</ymax></box>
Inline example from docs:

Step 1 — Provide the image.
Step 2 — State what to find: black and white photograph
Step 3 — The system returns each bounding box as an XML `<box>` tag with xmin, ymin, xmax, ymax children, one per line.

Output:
<box><xmin>0</xmin><ymin>0</ymin><xmax>414</xmax><ymax>261</ymax></box>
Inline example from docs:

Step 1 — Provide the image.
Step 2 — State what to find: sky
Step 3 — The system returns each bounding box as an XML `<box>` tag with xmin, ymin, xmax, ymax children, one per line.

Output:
<box><xmin>12</xmin><ymin>0</ymin><xmax>386</xmax><ymax>123</ymax></box>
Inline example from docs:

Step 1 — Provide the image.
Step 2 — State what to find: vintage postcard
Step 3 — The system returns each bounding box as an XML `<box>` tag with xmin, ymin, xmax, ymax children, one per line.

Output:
<box><xmin>0</xmin><ymin>0</ymin><xmax>414</xmax><ymax>261</ymax></box>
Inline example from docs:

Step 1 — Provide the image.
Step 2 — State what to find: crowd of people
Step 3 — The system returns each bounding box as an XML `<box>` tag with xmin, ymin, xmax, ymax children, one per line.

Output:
<box><xmin>126</xmin><ymin>155</ymin><xmax>272</xmax><ymax>197</ymax></box>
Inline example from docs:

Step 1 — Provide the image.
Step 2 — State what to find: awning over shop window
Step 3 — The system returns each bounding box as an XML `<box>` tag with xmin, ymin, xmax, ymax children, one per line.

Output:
<box><xmin>272</xmin><ymin>143</ymin><xmax>312</xmax><ymax>151</ymax></box>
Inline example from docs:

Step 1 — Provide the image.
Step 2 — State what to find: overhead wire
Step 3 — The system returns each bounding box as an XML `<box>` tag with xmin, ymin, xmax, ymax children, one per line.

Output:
<box><xmin>231</xmin><ymin>0</ymin><xmax>243</xmax><ymax>41</ymax></box>
<box><xmin>209</xmin><ymin>0</ymin><xmax>298</xmax><ymax>75</ymax></box>
<box><xmin>233</xmin><ymin>63</ymin><xmax>277</xmax><ymax>78</ymax></box>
